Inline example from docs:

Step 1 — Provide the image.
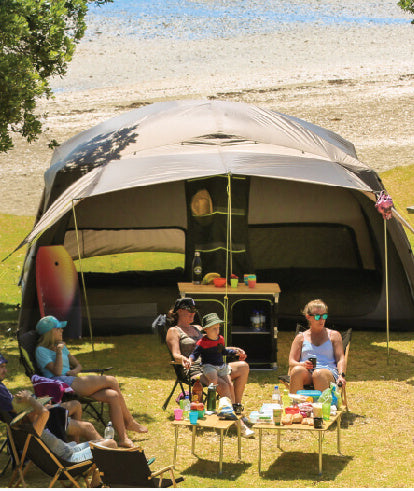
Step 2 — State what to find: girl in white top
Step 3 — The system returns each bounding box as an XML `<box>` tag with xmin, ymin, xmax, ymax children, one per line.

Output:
<box><xmin>288</xmin><ymin>299</ymin><xmax>346</xmax><ymax>394</ymax></box>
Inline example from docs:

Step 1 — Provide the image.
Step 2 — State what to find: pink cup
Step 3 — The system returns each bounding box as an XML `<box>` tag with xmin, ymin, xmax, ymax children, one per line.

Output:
<box><xmin>174</xmin><ymin>408</ymin><xmax>183</xmax><ymax>421</ymax></box>
<box><xmin>248</xmin><ymin>279</ymin><xmax>256</xmax><ymax>288</ymax></box>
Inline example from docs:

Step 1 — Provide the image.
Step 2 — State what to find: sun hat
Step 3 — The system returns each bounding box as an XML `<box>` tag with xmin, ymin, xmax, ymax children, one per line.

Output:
<box><xmin>202</xmin><ymin>313</ymin><xmax>223</xmax><ymax>330</ymax></box>
<box><xmin>173</xmin><ymin>297</ymin><xmax>196</xmax><ymax>313</ymax></box>
<box><xmin>36</xmin><ymin>316</ymin><xmax>67</xmax><ymax>335</ymax></box>
<box><xmin>0</xmin><ymin>353</ymin><xmax>8</xmax><ymax>365</ymax></box>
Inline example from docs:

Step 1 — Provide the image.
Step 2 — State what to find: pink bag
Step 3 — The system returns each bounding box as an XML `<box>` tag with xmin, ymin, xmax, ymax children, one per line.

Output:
<box><xmin>31</xmin><ymin>374</ymin><xmax>75</xmax><ymax>404</ymax></box>
<box><xmin>375</xmin><ymin>191</ymin><xmax>394</xmax><ymax>220</ymax></box>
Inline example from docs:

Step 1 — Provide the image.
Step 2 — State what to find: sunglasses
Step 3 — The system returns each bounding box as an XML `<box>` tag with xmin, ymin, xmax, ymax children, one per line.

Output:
<box><xmin>180</xmin><ymin>306</ymin><xmax>197</xmax><ymax>313</ymax></box>
<box><xmin>310</xmin><ymin>313</ymin><xmax>328</xmax><ymax>321</ymax></box>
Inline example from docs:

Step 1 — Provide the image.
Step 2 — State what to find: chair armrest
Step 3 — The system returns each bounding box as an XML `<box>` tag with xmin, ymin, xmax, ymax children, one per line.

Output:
<box><xmin>151</xmin><ymin>465</ymin><xmax>175</xmax><ymax>478</ymax></box>
<box><xmin>80</xmin><ymin>367</ymin><xmax>113</xmax><ymax>375</ymax></box>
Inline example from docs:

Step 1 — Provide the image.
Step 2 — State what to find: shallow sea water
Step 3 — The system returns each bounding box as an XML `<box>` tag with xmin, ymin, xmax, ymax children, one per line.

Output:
<box><xmin>86</xmin><ymin>0</ymin><xmax>411</xmax><ymax>40</ymax></box>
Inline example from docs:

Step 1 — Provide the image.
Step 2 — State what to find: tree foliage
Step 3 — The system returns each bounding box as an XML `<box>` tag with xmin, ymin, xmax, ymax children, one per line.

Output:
<box><xmin>398</xmin><ymin>0</ymin><xmax>414</xmax><ymax>19</ymax></box>
<box><xmin>0</xmin><ymin>0</ymin><xmax>111</xmax><ymax>152</ymax></box>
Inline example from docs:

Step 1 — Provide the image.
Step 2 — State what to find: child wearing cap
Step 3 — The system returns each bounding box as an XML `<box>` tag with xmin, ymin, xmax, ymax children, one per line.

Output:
<box><xmin>186</xmin><ymin>313</ymin><xmax>241</xmax><ymax>400</ymax></box>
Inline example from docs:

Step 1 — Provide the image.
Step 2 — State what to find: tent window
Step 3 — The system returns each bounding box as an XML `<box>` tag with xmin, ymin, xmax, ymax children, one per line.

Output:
<box><xmin>248</xmin><ymin>223</ymin><xmax>362</xmax><ymax>270</ymax></box>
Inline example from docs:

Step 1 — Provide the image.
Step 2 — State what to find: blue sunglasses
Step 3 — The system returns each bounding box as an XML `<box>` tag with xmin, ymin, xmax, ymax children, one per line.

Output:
<box><xmin>310</xmin><ymin>313</ymin><xmax>328</xmax><ymax>321</ymax></box>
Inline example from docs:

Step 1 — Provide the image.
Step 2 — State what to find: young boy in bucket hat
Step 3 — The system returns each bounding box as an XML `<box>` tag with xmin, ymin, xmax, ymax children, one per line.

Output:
<box><xmin>187</xmin><ymin>313</ymin><xmax>239</xmax><ymax>399</ymax></box>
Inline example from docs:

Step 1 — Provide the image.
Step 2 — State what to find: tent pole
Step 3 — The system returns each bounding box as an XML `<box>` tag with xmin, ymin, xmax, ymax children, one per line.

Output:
<box><xmin>72</xmin><ymin>201</ymin><xmax>95</xmax><ymax>353</ymax></box>
<box><xmin>384</xmin><ymin>219</ymin><xmax>390</xmax><ymax>363</ymax></box>
<box><xmin>223</xmin><ymin>174</ymin><xmax>232</xmax><ymax>343</ymax></box>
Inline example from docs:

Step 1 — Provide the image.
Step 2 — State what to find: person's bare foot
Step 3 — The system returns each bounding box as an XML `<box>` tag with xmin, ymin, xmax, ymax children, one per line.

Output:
<box><xmin>118</xmin><ymin>437</ymin><xmax>134</xmax><ymax>448</ymax></box>
<box><xmin>126</xmin><ymin>420</ymin><xmax>148</xmax><ymax>433</ymax></box>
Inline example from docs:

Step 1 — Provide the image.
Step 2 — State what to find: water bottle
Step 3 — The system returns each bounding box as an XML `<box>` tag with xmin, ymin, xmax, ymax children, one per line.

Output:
<box><xmin>207</xmin><ymin>383</ymin><xmax>217</xmax><ymax>411</ymax></box>
<box><xmin>259</xmin><ymin>310</ymin><xmax>266</xmax><ymax>331</ymax></box>
<box><xmin>192</xmin><ymin>252</ymin><xmax>202</xmax><ymax>284</ymax></box>
<box><xmin>282</xmin><ymin>388</ymin><xmax>290</xmax><ymax>413</ymax></box>
<box><xmin>104</xmin><ymin>421</ymin><xmax>115</xmax><ymax>439</ymax></box>
<box><xmin>183</xmin><ymin>395</ymin><xmax>191</xmax><ymax>420</ymax></box>
<box><xmin>272</xmin><ymin>385</ymin><xmax>281</xmax><ymax>405</ymax></box>
<box><xmin>251</xmin><ymin>310</ymin><xmax>260</xmax><ymax>331</ymax></box>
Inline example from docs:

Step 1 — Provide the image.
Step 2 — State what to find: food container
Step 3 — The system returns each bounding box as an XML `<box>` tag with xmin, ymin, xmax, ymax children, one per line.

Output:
<box><xmin>285</xmin><ymin>406</ymin><xmax>300</xmax><ymax>415</ymax></box>
<box><xmin>213</xmin><ymin>277</ymin><xmax>226</xmax><ymax>287</ymax></box>
<box><xmin>297</xmin><ymin>389</ymin><xmax>322</xmax><ymax>402</ymax></box>
<box><xmin>249</xmin><ymin>411</ymin><xmax>260</xmax><ymax>424</ymax></box>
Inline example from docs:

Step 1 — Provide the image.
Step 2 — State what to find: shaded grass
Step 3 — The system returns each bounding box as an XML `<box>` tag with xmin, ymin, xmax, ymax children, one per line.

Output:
<box><xmin>0</xmin><ymin>328</ymin><xmax>413</xmax><ymax>487</ymax></box>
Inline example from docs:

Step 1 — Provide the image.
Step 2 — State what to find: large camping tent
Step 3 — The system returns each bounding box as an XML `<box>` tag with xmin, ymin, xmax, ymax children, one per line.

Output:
<box><xmin>18</xmin><ymin>100</ymin><xmax>414</xmax><ymax>336</ymax></box>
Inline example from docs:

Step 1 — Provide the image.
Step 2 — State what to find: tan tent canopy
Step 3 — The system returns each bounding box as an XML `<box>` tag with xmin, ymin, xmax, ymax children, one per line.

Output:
<box><xmin>18</xmin><ymin>100</ymin><xmax>414</xmax><ymax>334</ymax></box>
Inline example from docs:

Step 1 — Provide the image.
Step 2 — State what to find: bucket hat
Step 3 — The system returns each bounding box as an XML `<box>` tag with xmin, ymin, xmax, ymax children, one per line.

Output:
<box><xmin>202</xmin><ymin>313</ymin><xmax>223</xmax><ymax>330</ymax></box>
<box><xmin>36</xmin><ymin>316</ymin><xmax>67</xmax><ymax>335</ymax></box>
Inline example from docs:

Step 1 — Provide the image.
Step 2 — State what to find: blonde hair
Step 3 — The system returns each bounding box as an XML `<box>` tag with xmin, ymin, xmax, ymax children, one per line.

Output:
<box><xmin>37</xmin><ymin>329</ymin><xmax>55</xmax><ymax>349</ymax></box>
<box><xmin>302</xmin><ymin>299</ymin><xmax>328</xmax><ymax>316</ymax></box>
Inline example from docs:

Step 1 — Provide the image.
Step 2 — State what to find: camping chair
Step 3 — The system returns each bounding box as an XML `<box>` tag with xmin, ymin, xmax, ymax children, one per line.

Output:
<box><xmin>279</xmin><ymin>325</ymin><xmax>352</xmax><ymax>411</ymax></box>
<box><xmin>90</xmin><ymin>442</ymin><xmax>184</xmax><ymax>487</ymax></box>
<box><xmin>162</xmin><ymin>350</ymin><xmax>193</xmax><ymax>411</ymax></box>
<box><xmin>17</xmin><ymin>329</ymin><xmax>111</xmax><ymax>426</ymax></box>
<box><xmin>6</xmin><ymin>416</ymin><xmax>95</xmax><ymax>488</ymax></box>
<box><xmin>0</xmin><ymin>411</ymin><xmax>14</xmax><ymax>478</ymax></box>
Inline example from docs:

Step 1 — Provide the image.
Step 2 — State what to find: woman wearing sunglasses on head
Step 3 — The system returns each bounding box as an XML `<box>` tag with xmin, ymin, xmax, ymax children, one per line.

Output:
<box><xmin>288</xmin><ymin>299</ymin><xmax>346</xmax><ymax>393</ymax></box>
<box><xmin>165</xmin><ymin>297</ymin><xmax>254</xmax><ymax>437</ymax></box>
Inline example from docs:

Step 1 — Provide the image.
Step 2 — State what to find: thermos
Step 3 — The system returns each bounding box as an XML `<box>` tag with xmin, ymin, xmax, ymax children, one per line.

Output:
<box><xmin>207</xmin><ymin>383</ymin><xmax>217</xmax><ymax>411</ymax></box>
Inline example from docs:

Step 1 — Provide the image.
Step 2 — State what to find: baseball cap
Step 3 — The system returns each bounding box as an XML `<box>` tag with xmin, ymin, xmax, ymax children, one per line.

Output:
<box><xmin>36</xmin><ymin>316</ymin><xmax>67</xmax><ymax>335</ymax></box>
<box><xmin>0</xmin><ymin>353</ymin><xmax>8</xmax><ymax>365</ymax></box>
<box><xmin>173</xmin><ymin>297</ymin><xmax>196</xmax><ymax>312</ymax></box>
<box><xmin>202</xmin><ymin>313</ymin><xmax>224</xmax><ymax>330</ymax></box>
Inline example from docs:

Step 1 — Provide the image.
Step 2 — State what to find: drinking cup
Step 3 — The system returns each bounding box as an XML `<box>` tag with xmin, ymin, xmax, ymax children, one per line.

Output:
<box><xmin>248</xmin><ymin>279</ymin><xmax>256</xmax><ymax>288</ymax></box>
<box><xmin>313</xmin><ymin>402</ymin><xmax>323</xmax><ymax>418</ymax></box>
<box><xmin>189</xmin><ymin>410</ymin><xmax>199</xmax><ymax>425</ymax></box>
<box><xmin>322</xmin><ymin>402</ymin><xmax>330</xmax><ymax>421</ymax></box>
<box><xmin>198</xmin><ymin>409</ymin><xmax>205</xmax><ymax>419</ymax></box>
<box><xmin>174</xmin><ymin>408</ymin><xmax>183</xmax><ymax>421</ymax></box>
<box><xmin>230</xmin><ymin>278</ymin><xmax>238</xmax><ymax>288</ymax></box>
<box><xmin>243</xmin><ymin>274</ymin><xmax>250</xmax><ymax>285</ymax></box>
<box><xmin>308</xmin><ymin>356</ymin><xmax>317</xmax><ymax>371</ymax></box>
<box><xmin>313</xmin><ymin>417</ymin><xmax>323</xmax><ymax>429</ymax></box>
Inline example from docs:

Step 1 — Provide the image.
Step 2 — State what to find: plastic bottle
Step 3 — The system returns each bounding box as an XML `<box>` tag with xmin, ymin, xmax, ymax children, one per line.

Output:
<box><xmin>272</xmin><ymin>385</ymin><xmax>281</xmax><ymax>404</ymax></box>
<box><xmin>282</xmin><ymin>388</ymin><xmax>290</xmax><ymax>413</ymax></box>
<box><xmin>192</xmin><ymin>376</ymin><xmax>203</xmax><ymax>403</ymax></box>
<box><xmin>104</xmin><ymin>421</ymin><xmax>115</xmax><ymax>439</ymax></box>
<box><xmin>251</xmin><ymin>310</ymin><xmax>260</xmax><ymax>331</ymax></box>
<box><xmin>207</xmin><ymin>383</ymin><xmax>217</xmax><ymax>411</ymax></box>
<box><xmin>191</xmin><ymin>251</ymin><xmax>203</xmax><ymax>284</ymax></box>
<box><xmin>259</xmin><ymin>310</ymin><xmax>266</xmax><ymax>331</ymax></box>
<box><xmin>183</xmin><ymin>395</ymin><xmax>191</xmax><ymax>420</ymax></box>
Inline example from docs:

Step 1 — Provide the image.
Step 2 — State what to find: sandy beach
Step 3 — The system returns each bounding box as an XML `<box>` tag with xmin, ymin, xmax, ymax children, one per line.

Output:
<box><xmin>1</xmin><ymin>9</ymin><xmax>414</xmax><ymax>216</ymax></box>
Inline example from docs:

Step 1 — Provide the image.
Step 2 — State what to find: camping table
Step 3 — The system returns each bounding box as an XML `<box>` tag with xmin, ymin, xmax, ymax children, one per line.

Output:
<box><xmin>172</xmin><ymin>413</ymin><xmax>241</xmax><ymax>474</ymax></box>
<box><xmin>253</xmin><ymin>410</ymin><xmax>343</xmax><ymax>475</ymax></box>
<box><xmin>177</xmin><ymin>282</ymin><xmax>281</xmax><ymax>369</ymax></box>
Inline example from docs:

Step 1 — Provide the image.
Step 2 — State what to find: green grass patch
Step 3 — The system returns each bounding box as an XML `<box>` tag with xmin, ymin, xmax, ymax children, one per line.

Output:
<box><xmin>0</xmin><ymin>330</ymin><xmax>413</xmax><ymax>487</ymax></box>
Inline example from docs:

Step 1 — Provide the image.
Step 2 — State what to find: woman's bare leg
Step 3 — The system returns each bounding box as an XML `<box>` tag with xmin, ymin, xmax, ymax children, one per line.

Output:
<box><xmin>312</xmin><ymin>368</ymin><xmax>335</xmax><ymax>392</ymax></box>
<box><xmin>289</xmin><ymin>365</ymin><xmax>313</xmax><ymax>393</ymax></box>
<box><xmin>229</xmin><ymin>361</ymin><xmax>249</xmax><ymax>404</ymax></box>
<box><xmin>71</xmin><ymin>376</ymin><xmax>147</xmax><ymax>438</ymax></box>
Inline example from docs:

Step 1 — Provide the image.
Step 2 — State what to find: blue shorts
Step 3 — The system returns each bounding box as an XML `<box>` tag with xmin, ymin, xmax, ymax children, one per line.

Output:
<box><xmin>51</xmin><ymin>375</ymin><xmax>76</xmax><ymax>386</ymax></box>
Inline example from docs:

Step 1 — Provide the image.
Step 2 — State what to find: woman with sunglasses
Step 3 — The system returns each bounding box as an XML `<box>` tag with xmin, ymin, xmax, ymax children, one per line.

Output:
<box><xmin>288</xmin><ymin>299</ymin><xmax>346</xmax><ymax>393</ymax></box>
<box><xmin>165</xmin><ymin>297</ymin><xmax>254</xmax><ymax>437</ymax></box>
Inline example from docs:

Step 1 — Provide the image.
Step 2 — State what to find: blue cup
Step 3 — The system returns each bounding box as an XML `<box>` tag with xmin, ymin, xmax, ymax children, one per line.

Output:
<box><xmin>189</xmin><ymin>410</ymin><xmax>198</xmax><ymax>425</ymax></box>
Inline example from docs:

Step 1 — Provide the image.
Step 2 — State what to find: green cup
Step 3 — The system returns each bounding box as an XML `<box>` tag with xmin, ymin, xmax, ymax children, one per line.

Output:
<box><xmin>230</xmin><ymin>278</ymin><xmax>238</xmax><ymax>288</ymax></box>
<box><xmin>322</xmin><ymin>402</ymin><xmax>330</xmax><ymax>421</ymax></box>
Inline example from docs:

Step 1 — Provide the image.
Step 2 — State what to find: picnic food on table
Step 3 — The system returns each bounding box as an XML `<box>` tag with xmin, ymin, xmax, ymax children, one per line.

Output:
<box><xmin>202</xmin><ymin>272</ymin><xmax>221</xmax><ymax>284</ymax></box>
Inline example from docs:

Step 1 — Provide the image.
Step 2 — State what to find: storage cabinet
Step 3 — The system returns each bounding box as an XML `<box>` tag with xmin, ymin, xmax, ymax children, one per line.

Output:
<box><xmin>177</xmin><ymin>282</ymin><xmax>280</xmax><ymax>369</ymax></box>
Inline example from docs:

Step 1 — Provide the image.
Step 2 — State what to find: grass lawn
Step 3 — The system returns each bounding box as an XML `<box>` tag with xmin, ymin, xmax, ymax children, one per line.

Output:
<box><xmin>0</xmin><ymin>166</ymin><xmax>413</xmax><ymax>487</ymax></box>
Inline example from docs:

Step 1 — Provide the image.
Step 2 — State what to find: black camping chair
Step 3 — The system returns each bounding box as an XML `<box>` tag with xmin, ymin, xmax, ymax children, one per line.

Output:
<box><xmin>162</xmin><ymin>349</ymin><xmax>193</xmax><ymax>411</ymax></box>
<box><xmin>7</xmin><ymin>416</ymin><xmax>95</xmax><ymax>488</ymax></box>
<box><xmin>90</xmin><ymin>442</ymin><xmax>184</xmax><ymax>487</ymax></box>
<box><xmin>279</xmin><ymin>324</ymin><xmax>352</xmax><ymax>411</ymax></box>
<box><xmin>17</xmin><ymin>329</ymin><xmax>112</xmax><ymax>426</ymax></box>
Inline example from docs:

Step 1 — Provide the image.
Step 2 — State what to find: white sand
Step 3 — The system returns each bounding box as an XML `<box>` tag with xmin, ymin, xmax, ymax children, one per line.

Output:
<box><xmin>1</xmin><ymin>19</ymin><xmax>414</xmax><ymax>216</ymax></box>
